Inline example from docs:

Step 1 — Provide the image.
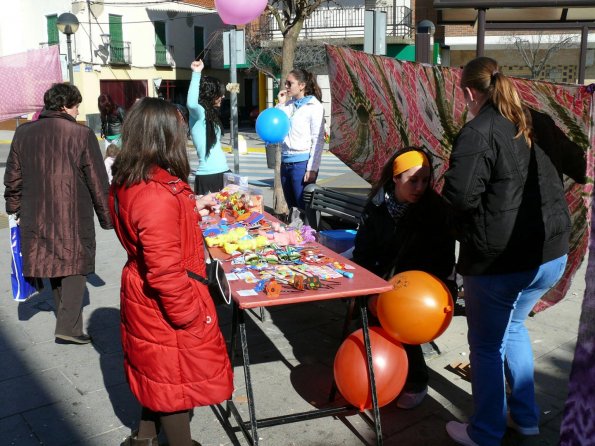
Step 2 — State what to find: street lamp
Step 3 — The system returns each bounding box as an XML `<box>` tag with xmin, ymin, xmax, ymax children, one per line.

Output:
<box><xmin>100</xmin><ymin>33</ymin><xmax>111</xmax><ymax>47</ymax></box>
<box><xmin>57</xmin><ymin>12</ymin><xmax>80</xmax><ymax>84</ymax></box>
<box><xmin>415</xmin><ymin>19</ymin><xmax>436</xmax><ymax>64</ymax></box>
<box><xmin>100</xmin><ymin>33</ymin><xmax>111</xmax><ymax>62</ymax></box>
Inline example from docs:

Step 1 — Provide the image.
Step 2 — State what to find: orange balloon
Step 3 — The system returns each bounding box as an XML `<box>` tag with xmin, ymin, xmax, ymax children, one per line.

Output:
<box><xmin>368</xmin><ymin>294</ymin><xmax>379</xmax><ymax>318</ymax></box>
<box><xmin>333</xmin><ymin>326</ymin><xmax>408</xmax><ymax>411</ymax></box>
<box><xmin>377</xmin><ymin>270</ymin><xmax>454</xmax><ymax>345</ymax></box>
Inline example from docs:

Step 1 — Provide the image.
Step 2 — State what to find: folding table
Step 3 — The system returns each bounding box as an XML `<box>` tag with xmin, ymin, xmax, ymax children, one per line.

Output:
<box><xmin>210</xmin><ymin>239</ymin><xmax>393</xmax><ymax>446</ymax></box>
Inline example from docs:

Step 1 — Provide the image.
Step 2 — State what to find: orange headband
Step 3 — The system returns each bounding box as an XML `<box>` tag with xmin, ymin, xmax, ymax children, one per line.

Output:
<box><xmin>393</xmin><ymin>151</ymin><xmax>429</xmax><ymax>177</ymax></box>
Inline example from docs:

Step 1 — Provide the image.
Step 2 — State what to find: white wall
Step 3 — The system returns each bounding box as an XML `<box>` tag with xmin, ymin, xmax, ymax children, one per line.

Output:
<box><xmin>0</xmin><ymin>0</ymin><xmax>71</xmax><ymax>56</ymax></box>
<box><xmin>0</xmin><ymin>0</ymin><xmax>221</xmax><ymax>71</ymax></box>
<box><xmin>73</xmin><ymin>1</ymin><xmax>220</xmax><ymax>69</ymax></box>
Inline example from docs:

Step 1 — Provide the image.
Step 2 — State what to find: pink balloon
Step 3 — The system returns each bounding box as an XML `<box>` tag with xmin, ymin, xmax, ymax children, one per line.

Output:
<box><xmin>215</xmin><ymin>0</ymin><xmax>268</xmax><ymax>26</ymax></box>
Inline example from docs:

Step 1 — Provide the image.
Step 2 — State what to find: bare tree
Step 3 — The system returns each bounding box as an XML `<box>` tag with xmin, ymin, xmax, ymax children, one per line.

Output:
<box><xmin>245</xmin><ymin>35</ymin><xmax>328</xmax><ymax>86</ymax></box>
<box><xmin>506</xmin><ymin>32</ymin><xmax>577</xmax><ymax>80</ymax></box>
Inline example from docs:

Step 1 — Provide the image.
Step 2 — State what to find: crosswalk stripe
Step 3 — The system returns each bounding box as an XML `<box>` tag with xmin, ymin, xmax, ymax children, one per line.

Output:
<box><xmin>188</xmin><ymin>153</ymin><xmax>353</xmax><ymax>183</ymax></box>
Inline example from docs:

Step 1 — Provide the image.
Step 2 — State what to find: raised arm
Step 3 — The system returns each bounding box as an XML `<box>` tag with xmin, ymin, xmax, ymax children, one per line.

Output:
<box><xmin>530</xmin><ymin>109</ymin><xmax>586</xmax><ymax>184</ymax></box>
<box><xmin>186</xmin><ymin>60</ymin><xmax>204</xmax><ymax>120</ymax></box>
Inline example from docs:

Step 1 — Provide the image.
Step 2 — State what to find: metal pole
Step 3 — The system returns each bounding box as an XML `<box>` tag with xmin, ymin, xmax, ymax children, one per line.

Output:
<box><xmin>578</xmin><ymin>25</ymin><xmax>588</xmax><ymax>84</ymax></box>
<box><xmin>230</xmin><ymin>29</ymin><xmax>239</xmax><ymax>174</ymax></box>
<box><xmin>476</xmin><ymin>8</ymin><xmax>486</xmax><ymax>57</ymax></box>
<box><xmin>87</xmin><ymin>0</ymin><xmax>93</xmax><ymax>64</ymax></box>
<box><xmin>66</xmin><ymin>33</ymin><xmax>74</xmax><ymax>84</ymax></box>
<box><xmin>392</xmin><ymin>0</ymin><xmax>396</xmax><ymax>36</ymax></box>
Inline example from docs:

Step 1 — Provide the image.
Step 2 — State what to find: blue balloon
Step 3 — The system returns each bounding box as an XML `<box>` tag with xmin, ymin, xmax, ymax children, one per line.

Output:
<box><xmin>255</xmin><ymin>108</ymin><xmax>291</xmax><ymax>144</ymax></box>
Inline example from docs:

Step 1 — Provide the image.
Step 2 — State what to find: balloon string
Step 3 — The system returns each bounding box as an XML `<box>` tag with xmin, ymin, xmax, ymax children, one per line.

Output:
<box><xmin>194</xmin><ymin>30</ymin><xmax>223</xmax><ymax>61</ymax></box>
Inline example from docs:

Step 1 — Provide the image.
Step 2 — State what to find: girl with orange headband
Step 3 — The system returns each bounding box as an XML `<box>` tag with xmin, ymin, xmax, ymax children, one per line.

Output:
<box><xmin>352</xmin><ymin>146</ymin><xmax>456</xmax><ymax>409</ymax></box>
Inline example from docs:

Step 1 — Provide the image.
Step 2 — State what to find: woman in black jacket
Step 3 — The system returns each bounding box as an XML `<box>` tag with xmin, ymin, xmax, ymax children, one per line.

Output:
<box><xmin>443</xmin><ymin>57</ymin><xmax>586</xmax><ymax>446</ymax></box>
<box><xmin>98</xmin><ymin>93</ymin><xmax>125</xmax><ymax>149</ymax></box>
<box><xmin>352</xmin><ymin>146</ymin><xmax>456</xmax><ymax>410</ymax></box>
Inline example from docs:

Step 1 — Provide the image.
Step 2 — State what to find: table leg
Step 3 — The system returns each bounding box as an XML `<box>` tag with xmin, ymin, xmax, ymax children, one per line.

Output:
<box><xmin>359</xmin><ymin>297</ymin><xmax>383</xmax><ymax>446</ymax></box>
<box><xmin>239</xmin><ymin>309</ymin><xmax>259</xmax><ymax>445</ymax></box>
<box><xmin>226</xmin><ymin>303</ymin><xmax>240</xmax><ymax>420</ymax></box>
<box><xmin>229</xmin><ymin>302</ymin><xmax>239</xmax><ymax>363</ymax></box>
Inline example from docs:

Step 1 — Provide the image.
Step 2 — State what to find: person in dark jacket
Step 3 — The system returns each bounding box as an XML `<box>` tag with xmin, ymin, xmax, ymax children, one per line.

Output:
<box><xmin>443</xmin><ymin>57</ymin><xmax>586</xmax><ymax>446</ymax></box>
<box><xmin>4</xmin><ymin>83</ymin><xmax>112</xmax><ymax>344</ymax></box>
<box><xmin>110</xmin><ymin>98</ymin><xmax>232</xmax><ymax>446</ymax></box>
<box><xmin>98</xmin><ymin>93</ymin><xmax>125</xmax><ymax>149</ymax></box>
<box><xmin>352</xmin><ymin>146</ymin><xmax>456</xmax><ymax>410</ymax></box>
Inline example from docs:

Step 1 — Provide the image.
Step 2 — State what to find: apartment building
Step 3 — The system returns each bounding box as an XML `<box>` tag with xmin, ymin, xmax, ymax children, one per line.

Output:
<box><xmin>0</xmin><ymin>0</ymin><xmax>236</xmax><ymax>125</ymax></box>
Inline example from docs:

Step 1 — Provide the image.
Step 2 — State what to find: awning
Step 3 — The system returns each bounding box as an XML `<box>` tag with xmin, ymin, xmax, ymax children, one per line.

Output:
<box><xmin>433</xmin><ymin>0</ymin><xmax>595</xmax><ymax>82</ymax></box>
<box><xmin>145</xmin><ymin>2</ymin><xmax>214</xmax><ymax>15</ymax></box>
<box><xmin>434</xmin><ymin>0</ymin><xmax>595</xmax><ymax>25</ymax></box>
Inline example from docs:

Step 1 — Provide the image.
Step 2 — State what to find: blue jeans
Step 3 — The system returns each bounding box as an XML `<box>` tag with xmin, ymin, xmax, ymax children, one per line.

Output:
<box><xmin>463</xmin><ymin>255</ymin><xmax>567</xmax><ymax>446</ymax></box>
<box><xmin>281</xmin><ymin>160</ymin><xmax>308</xmax><ymax>210</ymax></box>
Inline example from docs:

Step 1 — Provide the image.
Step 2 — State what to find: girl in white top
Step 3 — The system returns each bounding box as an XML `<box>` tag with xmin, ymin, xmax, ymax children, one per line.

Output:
<box><xmin>276</xmin><ymin>68</ymin><xmax>325</xmax><ymax>210</ymax></box>
<box><xmin>104</xmin><ymin>143</ymin><xmax>120</xmax><ymax>184</ymax></box>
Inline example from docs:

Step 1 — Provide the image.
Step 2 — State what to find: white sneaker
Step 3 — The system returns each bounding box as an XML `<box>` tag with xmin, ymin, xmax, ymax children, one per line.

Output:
<box><xmin>396</xmin><ymin>386</ymin><xmax>427</xmax><ymax>409</ymax></box>
<box><xmin>446</xmin><ymin>421</ymin><xmax>479</xmax><ymax>446</ymax></box>
<box><xmin>507</xmin><ymin>415</ymin><xmax>540</xmax><ymax>436</ymax></box>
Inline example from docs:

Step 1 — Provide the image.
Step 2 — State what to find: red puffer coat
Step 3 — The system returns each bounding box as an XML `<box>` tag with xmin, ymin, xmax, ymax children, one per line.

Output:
<box><xmin>109</xmin><ymin>167</ymin><xmax>233</xmax><ymax>412</ymax></box>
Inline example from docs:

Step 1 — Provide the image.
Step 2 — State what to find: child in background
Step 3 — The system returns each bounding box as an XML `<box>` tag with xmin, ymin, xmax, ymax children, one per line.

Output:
<box><xmin>104</xmin><ymin>144</ymin><xmax>119</xmax><ymax>184</ymax></box>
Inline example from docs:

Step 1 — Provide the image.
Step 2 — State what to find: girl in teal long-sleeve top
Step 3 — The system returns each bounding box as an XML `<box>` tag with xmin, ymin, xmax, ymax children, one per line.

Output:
<box><xmin>187</xmin><ymin>60</ymin><xmax>230</xmax><ymax>194</ymax></box>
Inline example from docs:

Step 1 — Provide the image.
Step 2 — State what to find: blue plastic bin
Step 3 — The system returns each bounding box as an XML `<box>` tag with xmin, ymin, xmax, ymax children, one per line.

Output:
<box><xmin>318</xmin><ymin>229</ymin><xmax>357</xmax><ymax>254</ymax></box>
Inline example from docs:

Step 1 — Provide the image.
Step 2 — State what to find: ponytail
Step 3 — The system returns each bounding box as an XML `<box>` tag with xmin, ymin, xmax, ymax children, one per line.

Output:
<box><xmin>289</xmin><ymin>68</ymin><xmax>322</xmax><ymax>102</ymax></box>
<box><xmin>461</xmin><ymin>57</ymin><xmax>532</xmax><ymax>146</ymax></box>
<box><xmin>491</xmin><ymin>73</ymin><xmax>532</xmax><ymax>146</ymax></box>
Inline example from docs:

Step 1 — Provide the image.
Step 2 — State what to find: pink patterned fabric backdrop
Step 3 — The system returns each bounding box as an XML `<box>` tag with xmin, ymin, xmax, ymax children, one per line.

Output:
<box><xmin>326</xmin><ymin>45</ymin><xmax>594</xmax><ymax>313</ymax></box>
<box><xmin>0</xmin><ymin>46</ymin><xmax>62</xmax><ymax>122</ymax></box>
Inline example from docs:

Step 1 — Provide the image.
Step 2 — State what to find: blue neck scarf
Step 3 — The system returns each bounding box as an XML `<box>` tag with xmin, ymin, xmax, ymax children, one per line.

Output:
<box><xmin>294</xmin><ymin>95</ymin><xmax>313</xmax><ymax>109</ymax></box>
<box><xmin>384</xmin><ymin>188</ymin><xmax>409</xmax><ymax>222</ymax></box>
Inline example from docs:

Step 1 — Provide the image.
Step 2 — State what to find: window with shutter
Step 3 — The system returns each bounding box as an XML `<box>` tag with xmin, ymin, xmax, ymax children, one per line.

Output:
<box><xmin>109</xmin><ymin>14</ymin><xmax>124</xmax><ymax>63</ymax></box>
<box><xmin>47</xmin><ymin>15</ymin><xmax>58</xmax><ymax>46</ymax></box>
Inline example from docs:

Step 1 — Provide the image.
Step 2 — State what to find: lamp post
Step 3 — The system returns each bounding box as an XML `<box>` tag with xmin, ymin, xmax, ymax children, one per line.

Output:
<box><xmin>100</xmin><ymin>33</ymin><xmax>111</xmax><ymax>63</ymax></box>
<box><xmin>415</xmin><ymin>19</ymin><xmax>435</xmax><ymax>64</ymax></box>
<box><xmin>57</xmin><ymin>12</ymin><xmax>80</xmax><ymax>84</ymax></box>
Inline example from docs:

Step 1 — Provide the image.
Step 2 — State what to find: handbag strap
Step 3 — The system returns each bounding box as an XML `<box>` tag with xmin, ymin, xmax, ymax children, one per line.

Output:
<box><xmin>187</xmin><ymin>268</ymin><xmax>208</xmax><ymax>284</ymax></box>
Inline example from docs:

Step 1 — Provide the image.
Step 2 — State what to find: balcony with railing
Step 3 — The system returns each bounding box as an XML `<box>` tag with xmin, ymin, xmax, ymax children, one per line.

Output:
<box><xmin>155</xmin><ymin>44</ymin><xmax>175</xmax><ymax>67</ymax></box>
<box><xmin>109</xmin><ymin>40</ymin><xmax>132</xmax><ymax>65</ymax></box>
<box><xmin>258</xmin><ymin>6</ymin><xmax>413</xmax><ymax>42</ymax></box>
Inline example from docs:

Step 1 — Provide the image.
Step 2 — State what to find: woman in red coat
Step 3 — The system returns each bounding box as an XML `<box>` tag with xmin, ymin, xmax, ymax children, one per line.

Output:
<box><xmin>109</xmin><ymin>98</ymin><xmax>233</xmax><ymax>446</ymax></box>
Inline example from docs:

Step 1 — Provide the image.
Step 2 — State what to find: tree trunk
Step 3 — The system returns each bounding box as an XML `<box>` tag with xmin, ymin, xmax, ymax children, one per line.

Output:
<box><xmin>273</xmin><ymin>20</ymin><xmax>304</xmax><ymax>217</ymax></box>
<box><xmin>273</xmin><ymin>143</ymin><xmax>287</xmax><ymax>216</ymax></box>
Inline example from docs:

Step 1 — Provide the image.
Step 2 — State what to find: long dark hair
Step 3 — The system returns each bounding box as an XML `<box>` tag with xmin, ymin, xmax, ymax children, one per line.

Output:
<box><xmin>199</xmin><ymin>75</ymin><xmax>225</xmax><ymax>157</ymax></box>
<box><xmin>290</xmin><ymin>68</ymin><xmax>322</xmax><ymax>102</ymax></box>
<box><xmin>461</xmin><ymin>57</ymin><xmax>532</xmax><ymax>146</ymax></box>
<box><xmin>98</xmin><ymin>93</ymin><xmax>118</xmax><ymax>118</ymax></box>
<box><xmin>111</xmin><ymin>98</ymin><xmax>190</xmax><ymax>187</ymax></box>
<box><xmin>369</xmin><ymin>146</ymin><xmax>434</xmax><ymax>199</ymax></box>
